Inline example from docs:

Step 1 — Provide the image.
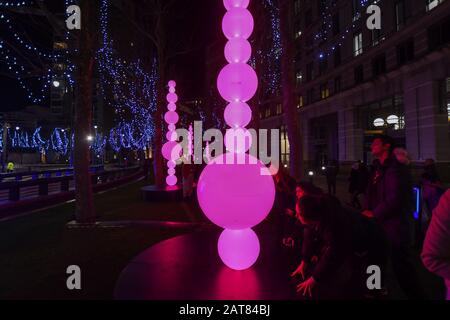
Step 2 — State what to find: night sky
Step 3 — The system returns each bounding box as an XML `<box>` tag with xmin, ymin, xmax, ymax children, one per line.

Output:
<box><xmin>0</xmin><ymin>0</ymin><xmax>224</xmax><ymax>112</ymax></box>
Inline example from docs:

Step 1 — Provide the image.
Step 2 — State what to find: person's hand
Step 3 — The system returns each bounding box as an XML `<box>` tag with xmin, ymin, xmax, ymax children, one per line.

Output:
<box><xmin>283</xmin><ymin>237</ymin><xmax>294</xmax><ymax>248</ymax></box>
<box><xmin>285</xmin><ymin>208</ymin><xmax>294</xmax><ymax>217</ymax></box>
<box><xmin>291</xmin><ymin>261</ymin><xmax>307</xmax><ymax>279</ymax></box>
<box><xmin>296</xmin><ymin>277</ymin><xmax>317</xmax><ymax>297</ymax></box>
<box><xmin>362</xmin><ymin>210</ymin><xmax>374</xmax><ymax>218</ymax></box>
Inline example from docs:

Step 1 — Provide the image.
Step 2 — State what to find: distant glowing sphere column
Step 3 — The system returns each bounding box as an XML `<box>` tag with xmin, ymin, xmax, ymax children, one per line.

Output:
<box><xmin>196</xmin><ymin>0</ymin><xmax>275</xmax><ymax>270</ymax></box>
<box><xmin>162</xmin><ymin>80</ymin><xmax>180</xmax><ymax>186</ymax></box>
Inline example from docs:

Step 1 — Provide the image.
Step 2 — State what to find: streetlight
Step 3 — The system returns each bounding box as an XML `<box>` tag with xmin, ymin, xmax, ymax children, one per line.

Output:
<box><xmin>87</xmin><ymin>135</ymin><xmax>93</xmax><ymax>142</ymax></box>
<box><xmin>15</xmin><ymin>126</ymin><xmax>20</xmax><ymax>131</ymax></box>
<box><xmin>52</xmin><ymin>80</ymin><xmax>60</xmax><ymax>88</ymax></box>
<box><xmin>308</xmin><ymin>170</ymin><xmax>314</xmax><ymax>184</ymax></box>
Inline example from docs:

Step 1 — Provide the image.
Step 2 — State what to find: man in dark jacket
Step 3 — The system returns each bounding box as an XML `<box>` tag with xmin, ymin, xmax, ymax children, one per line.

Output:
<box><xmin>362</xmin><ymin>134</ymin><xmax>426</xmax><ymax>299</ymax></box>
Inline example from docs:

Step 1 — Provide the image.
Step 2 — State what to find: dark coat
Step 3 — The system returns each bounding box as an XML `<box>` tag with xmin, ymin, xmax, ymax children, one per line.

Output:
<box><xmin>301</xmin><ymin>208</ymin><xmax>353</xmax><ymax>283</ymax></box>
<box><xmin>364</xmin><ymin>154</ymin><xmax>414</xmax><ymax>246</ymax></box>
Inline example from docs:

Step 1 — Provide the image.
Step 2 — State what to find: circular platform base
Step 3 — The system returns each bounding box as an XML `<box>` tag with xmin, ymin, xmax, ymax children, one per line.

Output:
<box><xmin>141</xmin><ymin>185</ymin><xmax>183</xmax><ymax>202</ymax></box>
<box><xmin>114</xmin><ymin>227</ymin><xmax>298</xmax><ymax>300</ymax></box>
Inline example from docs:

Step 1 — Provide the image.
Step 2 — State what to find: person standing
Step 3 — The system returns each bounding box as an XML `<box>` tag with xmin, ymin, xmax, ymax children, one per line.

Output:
<box><xmin>362</xmin><ymin>134</ymin><xmax>426</xmax><ymax>299</ymax></box>
<box><xmin>420</xmin><ymin>159</ymin><xmax>445</xmax><ymax>217</ymax></box>
<box><xmin>325</xmin><ymin>160</ymin><xmax>338</xmax><ymax>195</ymax></box>
<box><xmin>421</xmin><ymin>190</ymin><xmax>450</xmax><ymax>300</ymax></box>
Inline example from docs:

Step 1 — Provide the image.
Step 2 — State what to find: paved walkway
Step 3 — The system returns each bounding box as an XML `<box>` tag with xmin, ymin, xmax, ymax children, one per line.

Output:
<box><xmin>114</xmin><ymin>224</ymin><xmax>299</xmax><ymax>300</ymax></box>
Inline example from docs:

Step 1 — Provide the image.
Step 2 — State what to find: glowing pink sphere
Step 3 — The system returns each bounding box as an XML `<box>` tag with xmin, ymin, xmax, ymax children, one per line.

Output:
<box><xmin>166</xmin><ymin>93</ymin><xmax>178</xmax><ymax>103</ymax></box>
<box><xmin>225</xmin><ymin>38</ymin><xmax>251</xmax><ymax>64</ymax></box>
<box><xmin>217</xmin><ymin>63</ymin><xmax>258</xmax><ymax>102</ymax></box>
<box><xmin>164</xmin><ymin>111</ymin><xmax>179</xmax><ymax>124</ymax></box>
<box><xmin>166</xmin><ymin>175</ymin><xmax>177</xmax><ymax>186</ymax></box>
<box><xmin>224</xmin><ymin>0</ymin><xmax>249</xmax><ymax>10</ymax></box>
<box><xmin>162</xmin><ymin>141</ymin><xmax>182</xmax><ymax>161</ymax></box>
<box><xmin>168</xmin><ymin>103</ymin><xmax>176</xmax><ymax>111</ymax></box>
<box><xmin>197</xmin><ymin>153</ymin><xmax>275</xmax><ymax>230</ymax></box>
<box><xmin>218</xmin><ymin>228</ymin><xmax>260</xmax><ymax>270</ymax></box>
<box><xmin>224</xmin><ymin>101</ymin><xmax>252</xmax><ymax>127</ymax></box>
<box><xmin>225</xmin><ymin>128</ymin><xmax>252</xmax><ymax>153</ymax></box>
<box><xmin>168</xmin><ymin>80</ymin><xmax>176</xmax><ymax>88</ymax></box>
<box><xmin>167</xmin><ymin>160</ymin><xmax>176</xmax><ymax>169</ymax></box>
<box><xmin>168</xmin><ymin>168</ymin><xmax>176</xmax><ymax>175</ymax></box>
<box><xmin>166</xmin><ymin>130</ymin><xmax>177</xmax><ymax>141</ymax></box>
<box><xmin>169</xmin><ymin>87</ymin><xmax>176</xmax><ymax>93</ymax></box>
<box><xmin>222</xmin><ymin>8</ymin><xmax>254</xmax><ymax>40</ymax></box>
<box><xmin>168</xmin><ymin>124</ymin><xmax>176</xmax><ymax>131</ymax></box>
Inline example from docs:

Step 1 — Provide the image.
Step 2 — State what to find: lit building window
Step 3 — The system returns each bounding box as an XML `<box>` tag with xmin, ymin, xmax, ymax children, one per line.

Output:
<box><xmin>353</xmin><ymin>32</ymin><xmax>363</xmax><ymax>56</ymax></box>
<box><xmin>297</xmin><ymin>96</ymin><xmax>304</xmax><ymax>109</ymax></box>
<box><xmin>53</xmin><ymin>42</ymin><xmax>68</xmax><ymax>50</ymax></box>
<box><xmin>320</xmin><ymin>83</ymin><xmax>330</xmax><ymax>99</ymax></box>
<box><xmin>280</xmin><ymin>125</ymin><xmax>290</xmax><ymax>168</ymax></box>
<box><xmin>265</xmin><ymin>106</ymin><xmax>271</xmax><ymax>118</ymax></box>
<box><xmin>276</xmin><ymin>104</ymin><xmax>283</xmax><ymax>115</ymax></box>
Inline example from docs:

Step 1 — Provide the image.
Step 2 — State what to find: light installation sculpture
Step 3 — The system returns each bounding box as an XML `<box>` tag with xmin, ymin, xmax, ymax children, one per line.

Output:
<box><xmin>162</xmin><ymin>80</ymin><xmax>180</xmax><ymax>187</ymax></box>
<box><xmin>197</xmin><ymin>0</ymin><xmax>275</xmax><ymax>270</ymax></box>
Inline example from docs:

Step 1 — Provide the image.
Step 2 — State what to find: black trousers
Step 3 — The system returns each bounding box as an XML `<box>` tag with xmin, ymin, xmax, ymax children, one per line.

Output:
<box><xmin>389</xmin><ymin>243</ymin><xmax>427</xmax><ymax>300</ymax></box>
<box><xmin>327</xmin><ymin>179</ymin><xmax>336</xmax><ymax>195</ymax></box>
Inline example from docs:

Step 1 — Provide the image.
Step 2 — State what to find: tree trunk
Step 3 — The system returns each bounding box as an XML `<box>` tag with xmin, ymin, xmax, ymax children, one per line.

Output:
<box><xmin>74</xmin><ymin>0</ymin><xmax>95</xmax><ymax>223</ymax></box>
<box><xmin>279</xmin><ymin>0</ymin><xmax>303</xmax><ymax>180</ymax></box>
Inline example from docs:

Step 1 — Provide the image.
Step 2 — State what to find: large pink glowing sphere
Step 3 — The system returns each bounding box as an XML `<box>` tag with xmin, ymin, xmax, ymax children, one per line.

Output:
<box><xmin>166</xmin><ymin>93</ymin><xmax>178</xmax><ymax>103</ymax></box>
<box><xmin>224</xmin><ymin>101</ymin><xmax>252</xmax><ymax>127</ymax></box>
<box><xmin>218</xmin><ymin>228</ymin><xmax>260</xmax><ymax>270</ymax></box>
<box><xmin>225</xmin><ymin>128</ymin><xmax>252</xmax><ymax>153</ymax></box>
<box><xmin>164</xmin><ymin>111</ymin><xmax>179</xmax><ymax>124</ymax></box>
<box><xmin>197</xmin><ymin>153</ymin><xmax>275</xmax><ymax>230</ymax></box>
<box><xmin>222</xmin><ymin>8</ymin><xmax>254</xmax><ymax>40</ymax></box>
<box><xmin>224</xmin><ymin>0</ymin><xmax>249</xmax><ymax>10</ymax></box>
<box><xmin>217</xmin><ymin>63</ymin><xmax>258</xmax><ymax>103</ymax></box>
<box><xmin>225</xmin><ymin>38</ymin><xmax>251</xmax><ymax>64</ymax></box>
<box><xmin>162</xmin><ymin>141</ymin><xmax>182</xmax><ymax>161</ymax></box>
<box><xmin>166</xmin><ymin>175</ymin><xmax>177</xmax><ymax>186</ymax></box>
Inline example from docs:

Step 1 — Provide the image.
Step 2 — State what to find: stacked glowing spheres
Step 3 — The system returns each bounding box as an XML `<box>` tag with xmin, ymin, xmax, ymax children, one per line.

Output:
<box><xmin>162</xmin><ymin>81</ymin><xmax>180</xmax><ymax>186</ymax></box>
<box><xmin>217</xmin><ymin>63</ymin><xmax>258</xmax><ymax>103</ymax></box>
<box><xmin>224</xmin><ymin>102</ymin><xmax>252</xmax><ymax>128</ymax></box>
<box><xmin>197</xmin><ymin>153</ymin><xmax>275</xmax><ymax>230</ymax></box>
<box><xmin>196</xmin><ymin>0</ymin><xmax>275</xmax><ymax>271</ymax></box>
<box><xmin>218</xmin><ymin>229</ymin><xmax>260</xmax><ymax>270</ymax></box>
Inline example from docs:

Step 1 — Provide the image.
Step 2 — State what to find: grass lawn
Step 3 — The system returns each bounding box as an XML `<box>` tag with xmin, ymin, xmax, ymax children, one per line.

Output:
<box><xmin>0</xmin><ymin>179</ymin><xmax>206</xmax><ymax>300</ymax></box>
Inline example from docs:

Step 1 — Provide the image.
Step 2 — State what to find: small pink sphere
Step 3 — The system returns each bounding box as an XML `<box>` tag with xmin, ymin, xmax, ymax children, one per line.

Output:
<box><xmin>224</xmin><ymin>0</ymin><xmax>249</xmax><ymax>10</ymax></box>
<box><xmin>167</xmin><ymin>160</ymin><xmax>176</xmax><ymax>169</ymax></box>
<box><xmin>225</xmin><ymin>128</ymin><xmax>252</xmax><ymax>153</ymax></box>
<box><xmin>168</xmin><ymin>168</ymin><xmax>176</xmax><ymax>175</ymax></box>
<box><xmin>169</xmin><ymin>87</ymin><xmax>176</xmax><ymax>93</ymax></box>
<box><xmin>217</xmin><ymin>63</ymin><xmax>258</xmax><ymax>103</ymax></box>
<box><xmin>224</xmin><ymin>101</ymin><xmax>252</xmax><ymax>128</ymax></box>
<box><xmin>222</xmin><ymin>8</ymin><xmax>254</xmax><ymax>40</ymax></box>
<box><xmin>168</xmin><ymin>103</ymin><xmax>177</xmax><ymax>111</ymax></box>
<box><xmin>166</xmin><ymin>93</ymin><xmax>178</xmax><ymax>103</ymax></box>
<box><xmin>225</xmin><ymin>38</ymin><xmax>251</xmax><ymax>64</ymax></box>
<box><xmin>168</xmin><ymin>80</ymin><xmax>176</xmax><ymax>87</ymax></box>
<box><xmin>218</xmin><ymin>228</ymin><xmax>260</xmax><ymax>270</ymax></box>
<box><xmin>166</xmin><ymin>175</ymin><xmax>177</xmax><ymax>186</ymax></box>
<box><xmin>168</xmin><ymin>124</ymin><xmax>176</xmax><ymax>131</ymax></box>
<box><xmin>162</xmin><ymin>141</ymin><xmax>182</xmax><ymax>161</ymax></box>
<box><xmin>166</xmin><ymin>130</ymin><xmax>177</xmax><ymax>142</ymax></box>
<box><xmin>197</xmin><ymin>153</ymin><xmax>275</xmax><ymax>230</ymax></box>
<box><xmin>164</xmin><ymin>111</ymin><xmax>179</xmax><ymax>124</ymax></box>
